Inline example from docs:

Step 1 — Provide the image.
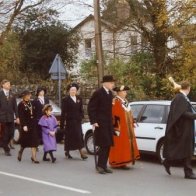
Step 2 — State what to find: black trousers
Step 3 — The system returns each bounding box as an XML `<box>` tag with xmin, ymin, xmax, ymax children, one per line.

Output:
<box><xmin>183</xmin><ymin>156</ymin><xmax>193</xmax><ymax>176</ymax></box>
<box><xmin>2</xmin><ymin>122</ymin><xmax>14</xmax><ymax>152</ymax></box>
<box><xmin>97</xmin><ymin>146</ymin><xmax>110</xmax><ymax>169</ymax></box>
<box><xmin>165</xmin><ymin>156</ymin><xmax>193</xmax><ymax>176</ymax></box>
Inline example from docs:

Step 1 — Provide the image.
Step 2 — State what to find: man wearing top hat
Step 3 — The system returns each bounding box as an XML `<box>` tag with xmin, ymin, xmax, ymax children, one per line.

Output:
<box><xmin>0</xmin><ymin>79</ymin><xmax>19</xmax><ymax>156</ymax></box>
<box><xmin>88</xmin><ymin>75</ymin><xmax>115</xmax><ymax>174</ymax></box>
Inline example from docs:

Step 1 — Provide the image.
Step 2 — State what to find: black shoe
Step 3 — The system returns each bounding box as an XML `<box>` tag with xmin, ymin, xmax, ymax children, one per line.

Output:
<box><xmin>31</xmin><ymin>157</ymin><xmax>40</xmax><ymax>164</ymax></box>
<box><xmin>185</xmin><ymin>173</ymin><xmax>196</xmax><ymax>179</ymax></box>
<box><xmin>163</xmin><ymin>160</ymin><xmax>171</xmax><ymax>175</ymax></box>
<box><xmin>52</xmin><ymin>157</ymin><xmax>56</xmax><ymax>163</ymax></box>
<box><xmin>120</xmin><ymin>165</ymin><xmax>131</xmax><ymax>170</ymax></box>
<box><xmin>104</xmin><ymin>168</ymin><xmax>113</xmax><ymax>173</ymax></box>
<box><xmin>81</xmin><ymin>154</ymin><xmax>88</xmax><ymax>160</ymax></box>
<box><xmin>96</xmin><ymin>167</ymin><xmax>106</xmax><ymax>174</ymax></box>
<box><xmin>65</xmin><ymin>152</ymin><xmax>73</xmax><ymax>159</ymax></box>
<box><xmin>17</xmin><ymin>150</ymin><xmax>23</xmax><ymax>161</ymax></box>
<box><xmin>43</xmin><ymin>157</ymin><xmax>50</xmax><ymax>161</ymax></box>
<box><xmin>5</xmin><ymin>152</ymin><xmax>11</xmax><ymax>156</ymax></box>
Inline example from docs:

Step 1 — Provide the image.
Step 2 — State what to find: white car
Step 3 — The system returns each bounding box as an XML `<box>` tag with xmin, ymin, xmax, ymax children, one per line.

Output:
<box><xmin>82</xmin><ymin>100</ymin><xmax>196</xmax><ymax>163</ymax></box>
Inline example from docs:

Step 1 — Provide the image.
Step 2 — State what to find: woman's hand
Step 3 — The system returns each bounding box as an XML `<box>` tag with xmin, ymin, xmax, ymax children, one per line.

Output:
<box><xmin>23</xmin><ymin>126</ymin><xmax>28</xmax><ymax>132</ymax></box>
<box><xmin>49</xmin><ymin>131</ymin><xmax>55</xmax><ymax>137</ymax></box>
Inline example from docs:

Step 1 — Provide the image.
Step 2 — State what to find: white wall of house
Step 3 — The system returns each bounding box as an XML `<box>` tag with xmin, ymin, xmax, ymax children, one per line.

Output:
<box><xmin>72</xmin><ymin>16</ymin><xmax>142</xmax><ymax>76</ymax></box>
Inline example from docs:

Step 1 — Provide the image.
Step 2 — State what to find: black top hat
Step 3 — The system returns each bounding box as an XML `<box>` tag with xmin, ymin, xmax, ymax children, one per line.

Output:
<box><xmin>113</xmin><ymin>85</ymin><xmax>130</xmax><ymax>92</ymax></box>
<box><xmin>36</xmin><ymin>86</ymin><xmax>47</xmax><ymax>96</ymax></box>
<box><xmin>101</xmin><ymin>75</ymin><xmax>115</xmax><ymax>83</ymax></box>
<box><xmin>20</xmin><ymin>90</ymin><xmax>32</xmax><ymax>97</ymax></box>
<box><xmin>67</xmin><ymin>83</ymin><xmax>79</xmax><ymax>91</ymax></box>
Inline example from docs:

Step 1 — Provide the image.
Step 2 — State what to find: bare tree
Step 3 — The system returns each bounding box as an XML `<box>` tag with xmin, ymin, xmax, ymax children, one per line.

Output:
<box><xmin>0</xmin><ymin>0</ymin><xmax>54</xmax><ymax>45</ymax></box>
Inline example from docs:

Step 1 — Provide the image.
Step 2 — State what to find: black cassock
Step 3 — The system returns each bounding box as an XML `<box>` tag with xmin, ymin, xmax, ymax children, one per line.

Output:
<box><xmin>163</xmin><ymin>92</ymin><xmax>196</xmax><ymax>160</ymax></box>
<box><xmin>18</xmin><ymin>100</ymin><xmax>39</xmax><ymax>148</ymax></box>
<box><xmin>60</xmin><ymin>96</ymin><xmax>84</xmax><ymax>151</ymax></box>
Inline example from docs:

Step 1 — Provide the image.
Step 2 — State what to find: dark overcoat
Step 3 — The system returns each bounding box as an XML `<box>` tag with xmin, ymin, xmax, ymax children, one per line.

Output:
<box><xmin>60</xmin><ymin>95</ymin><xmax>84</xmax><ymax>151</ymax></box>
<box><xmin>163</xmin><ymin>93</ymin><xmax>196</xmax><ymax>160</ymax></box>
<box><xmin>32</xmin><ymin>97</ymin><xmax>49</xmax><ymax>142</ymax></box>
<box><xmin>87</xmin><ymin>87</ymin><xmax>114</xmax><ymax>147</ymax></box>
<box><xmin>33</xmin><ymin>97</ymin><xmax>50</xmax><ymax>121</ymax></box>
<box><xmin>18</xmin><ymin>100</ymin><xmax>39</xmax><ymax>148</ymax></box>
<box><xmin>0</xmin><ymin>90</ymin><xmax>18</xmax><ymax>123</ymax></box>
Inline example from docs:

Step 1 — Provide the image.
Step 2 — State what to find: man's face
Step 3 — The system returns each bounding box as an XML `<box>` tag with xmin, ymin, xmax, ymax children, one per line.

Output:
<box><xmin>38</xmin><ymin>90</ymin><xmax>45</xmax><ymax>96</ymax></box>
<box><xmin>103</xmin><ymin>82</ymin><xmax>115</xmax><ymax>90</ymax></box>
<box><xmin>117</xmin><ymin>90</ymin><xmax>127</xmax><ymax>99</ymax></box>
<box><xmin>186</xmin><ymin>87</ymin><xmax>191</xmax><ymax>95</ymax></box>
<box><xmin>2</xmin><ymin>82</ymin><xmax>11</xmax><ymax>90</ymax></box>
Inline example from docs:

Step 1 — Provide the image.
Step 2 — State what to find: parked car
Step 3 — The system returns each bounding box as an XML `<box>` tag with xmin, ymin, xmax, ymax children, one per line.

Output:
<box><xmin>82</xmin><ymin>100</ymin><xmax>196</xmax><ymax>163</ymax></box>
<box><xmin>13</xmin><ymin>99</ymin><xmax>63</xmax><ymax>144</ymax></box>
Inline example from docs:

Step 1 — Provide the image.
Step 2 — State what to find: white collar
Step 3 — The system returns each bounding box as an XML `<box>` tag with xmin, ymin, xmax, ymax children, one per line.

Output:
<box><xmin>180</xmin><ymin>90</ymin><xmax>187</xmax><ymax>97</ymax></box>
<box><xmin>103</xmin><ymin>86</ymin><xmax>109</xmax><ymax>94</ymax></box>
<box><xmin>3</xmin><ymin>89</ymin><xmax>9</xmax><ymax>95</ymax></box>
<box><xmin>70</xmin><ymin>96</ymin><xmax>76</xmax><ymax>102</ymax></box>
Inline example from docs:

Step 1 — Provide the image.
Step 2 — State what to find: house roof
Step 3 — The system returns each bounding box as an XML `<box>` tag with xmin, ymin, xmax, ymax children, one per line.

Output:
<box><xmin>73</xmin><ymin>14</ymin><xmax>118</xmax><ymax>32</ymax></box>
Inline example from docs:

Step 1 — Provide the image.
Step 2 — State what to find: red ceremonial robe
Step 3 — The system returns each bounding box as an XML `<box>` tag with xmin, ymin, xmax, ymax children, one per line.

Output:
<box><xmin>109</xmin><ymin>97</ymin><xmax>140</xmax><ymax>167</ymax></box>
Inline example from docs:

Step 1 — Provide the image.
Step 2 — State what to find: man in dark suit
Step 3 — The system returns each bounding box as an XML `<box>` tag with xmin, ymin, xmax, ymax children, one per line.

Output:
<box><xmin>0</xmin><ymin>79</ymin><xmax>19</xmax><ymax>156</ymax></box>
<box><xmin>88</xmin><ymin>75</ymin><xmax>115</xmax><ymax>174</ymax></box>
<box><xmin>163</xmin><ymin>81</ymin><xmax>196</xmax><ymax>179</ymax></box>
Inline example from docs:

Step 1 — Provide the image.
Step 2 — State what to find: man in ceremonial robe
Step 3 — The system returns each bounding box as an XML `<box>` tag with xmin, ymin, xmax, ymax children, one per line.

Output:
<box><xmin>163</xmin><ymin>81</ymin><xmax>196</xmax><ymax>179</ymax></box>
<box><xmin>109</xmin><ymin>85</ymin><xmax>140</xmax><ymax>169</ymax></box>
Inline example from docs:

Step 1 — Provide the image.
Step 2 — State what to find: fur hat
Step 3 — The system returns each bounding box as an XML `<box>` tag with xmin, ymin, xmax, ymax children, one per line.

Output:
<box><xmin>36</xmin><ymin>86</ymin><xmax>47</xmax><ymax>96</ymax></box>
<box><xmin>20</xmin><ymin>90</ymin><xmax>32</xmax><ymax>97</ymax></box>
<box><xmin>113</xmin><ymin>85</ymin><xmax>130</xmax><ymax>92</ymax></box>
<box><xmin>67</xmin><ymin>83</ymin><xmax>79</xmax><ymax>91</ymax></box>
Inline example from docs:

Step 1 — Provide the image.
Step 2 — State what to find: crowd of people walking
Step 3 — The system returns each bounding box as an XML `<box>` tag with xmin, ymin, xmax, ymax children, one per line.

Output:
<box><xmin>0</xmin><ymin>76</ymin><xmax>196</xmax><ymax>180</ymax></box>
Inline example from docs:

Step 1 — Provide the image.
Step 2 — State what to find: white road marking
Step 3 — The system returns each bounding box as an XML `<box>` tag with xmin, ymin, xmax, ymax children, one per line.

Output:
<box><xmin>0</xmin><ymin>171</ymin><xmax>91</xmax><ymax>194</ymax></box>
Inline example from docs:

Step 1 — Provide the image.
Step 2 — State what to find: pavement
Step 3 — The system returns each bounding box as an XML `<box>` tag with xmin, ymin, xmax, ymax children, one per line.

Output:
<box><xmin>0</xmin><ymin>144</ymin><xmax>196</xmax><ymax>196</ymax></box>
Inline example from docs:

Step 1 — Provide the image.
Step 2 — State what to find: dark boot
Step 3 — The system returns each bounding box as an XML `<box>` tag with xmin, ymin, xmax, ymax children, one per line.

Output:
<box><xmin>18</xmin><ymin>147</ymin><xmax>24</xmax><ymax>161</ymax></box>
<box><xmin>65</xmin><ymin>151</ymin><xmax>72</xmax><ymax>159</ymax></box>
<box><xmin>43</xmin><ymin>152</ymin><xmax>50</xmax><ymax>161</ymax></box>
<box><xmin>49</xmin><ymin>151</ymin><xmax>56</xmax><ymax>163</ymax></box>
<box><xmin>162</xmin><ymin>159</ymin><xmax>171</xmax><ymax>175</ymax></box>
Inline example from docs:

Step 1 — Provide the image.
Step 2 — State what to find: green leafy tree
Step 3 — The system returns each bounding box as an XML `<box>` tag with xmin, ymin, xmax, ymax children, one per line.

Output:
<box><xmin>101</xmin><ymin>0</ymin><xmax>196</xmax><ymax>99</ymax></box>
<box><xmin>15</xmin><ymin>8</ymin><xmax>79</xmax><ymax>80</ymax></box>
<box><xmin>0</xmin><ymin>32</ymin><xmax>22</xmax><ymax>82</ymax></box>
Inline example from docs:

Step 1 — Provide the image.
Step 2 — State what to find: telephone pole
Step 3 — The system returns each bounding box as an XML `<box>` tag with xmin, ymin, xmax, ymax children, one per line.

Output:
<box><xmin>94</xmin><ymin>0</ymin><xmax>104</xmax><ymax>87</ymax></box>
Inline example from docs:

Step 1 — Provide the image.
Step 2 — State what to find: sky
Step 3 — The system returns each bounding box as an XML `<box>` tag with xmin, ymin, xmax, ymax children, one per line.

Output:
<box><xmin>54</xmin><ymin>0</ymin><xmax>94</xmax><ymax>27</ymax></box>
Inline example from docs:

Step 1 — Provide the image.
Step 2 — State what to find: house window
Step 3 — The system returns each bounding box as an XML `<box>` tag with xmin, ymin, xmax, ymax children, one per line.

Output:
<box><xmin>131</xmin><ymin>35</ymin><xmax>138</xmax><ymax>52</ymax></box>
<box><xmin>85</xmin><ymin>39</ymin><xmax>92</xmax><ymax>58</ymax></box>
<box><xmin>141</xmin><ymin>36</ymin><xmax>148</xmax><ymax>50</ymax></box>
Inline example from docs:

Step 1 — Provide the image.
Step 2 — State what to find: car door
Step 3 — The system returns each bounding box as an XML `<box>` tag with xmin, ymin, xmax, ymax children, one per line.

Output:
<box><xmin>192</xmin><ymin>103</ymin><xmax>196</xmax><ymax>155</ymax></box>
<box><xmin>133</xmin><ymin>104</ymin><xmax>167</xmax><ymax>153</ymax></box>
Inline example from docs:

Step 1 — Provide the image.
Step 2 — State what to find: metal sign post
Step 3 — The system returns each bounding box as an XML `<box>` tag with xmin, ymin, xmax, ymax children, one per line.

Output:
<box><xmin>49</xmin><ymin>54</ymin><xmax>67</xmax><ymax>107</ymax></box>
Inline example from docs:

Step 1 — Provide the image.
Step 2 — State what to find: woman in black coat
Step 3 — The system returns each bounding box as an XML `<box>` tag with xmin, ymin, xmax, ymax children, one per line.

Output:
<box><xmin>17</xmin><ymin>90</ymin><xmax>39</xmax><ymax>163</ymax></box>
<box><xmin>33</xmin><ymin>87</ymin><xmax>49</xmax><ymax>144</ymax></box>
<box><xmin>60</xmin><ymin>83</ymin><xmax>87</xmax><ymax>160</ymax></box>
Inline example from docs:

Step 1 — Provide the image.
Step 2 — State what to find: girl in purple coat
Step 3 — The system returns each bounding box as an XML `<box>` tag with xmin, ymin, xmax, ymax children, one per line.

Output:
<box><xmin>39</xmin><ymin>104</ymin><xmax>58</xmax><ymax>163</ymax></box>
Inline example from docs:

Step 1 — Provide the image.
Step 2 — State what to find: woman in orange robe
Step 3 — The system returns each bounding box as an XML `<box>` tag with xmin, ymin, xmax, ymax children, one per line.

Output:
<box><xmin>109</xmin><ymin>85</ymin><xmax>140</xmax><ymax>169</ymax></box>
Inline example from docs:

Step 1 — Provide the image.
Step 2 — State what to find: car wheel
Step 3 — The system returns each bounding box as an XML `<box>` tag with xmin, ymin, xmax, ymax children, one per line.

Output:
<box><xmin>85</xmin><ymin>132</ymin><xmax>99</xmax><ymax>155</ymax></box>
<box><xmin>157</xmin><ymin>139</ymin><xmax>165</xmax><ymax>163</ymax></box>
